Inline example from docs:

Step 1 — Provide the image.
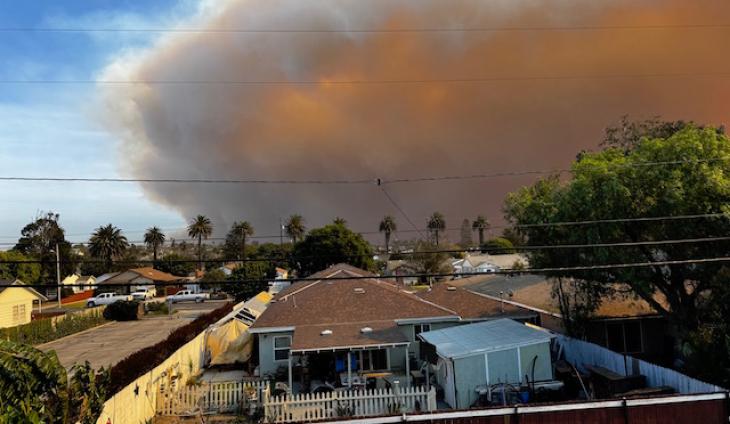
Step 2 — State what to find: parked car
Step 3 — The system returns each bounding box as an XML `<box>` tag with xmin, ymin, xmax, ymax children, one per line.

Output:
<box><xmin>167</xmin><ymin>290</ymin><xmax>209</xmax><ymax>303</ymax></box>
<box><xmin>87</xmin><ymin>292</ymin><xmax>133</xmax><ymax>307</ymax></box>
<box><xmin>131</xmin><ymin>287</ymin><xmax>156</xmax><ymax>301</ymax></box>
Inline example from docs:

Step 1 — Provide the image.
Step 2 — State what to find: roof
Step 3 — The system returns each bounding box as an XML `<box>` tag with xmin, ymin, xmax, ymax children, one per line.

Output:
<box><xmin>417</xmin><ymin>284</ymin><xmax>538</xmax><ymax>320</ymax></box>
<box><xmin>251</xmin><ymin>264</ymin><xmax>458</xmax><ymax>350</ymax></box>
<box><xmin>0</xmin><ymin>279</ymin><xmax>48</xmax><ymax>301</ymax></box>
<box><xmin>419</xmin><ymin>318</ymin><xmax>554</xmax><ymax>359</ymax></box>
<box><xmin>463</xmin><ymin>253</ymin><xmax>529</xmax><ymax>269</ymax></box>
<box><xmin>98</xmin><ymin>267</ymin><xmax>182</xmax><ymax>285</ymax></box>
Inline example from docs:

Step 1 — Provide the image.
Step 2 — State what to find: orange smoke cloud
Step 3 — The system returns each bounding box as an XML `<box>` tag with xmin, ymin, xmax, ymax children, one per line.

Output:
<box><xmin>99</xmin><ymin>0</ymin><xmax>730</xmax><ymax>239</ymax></box>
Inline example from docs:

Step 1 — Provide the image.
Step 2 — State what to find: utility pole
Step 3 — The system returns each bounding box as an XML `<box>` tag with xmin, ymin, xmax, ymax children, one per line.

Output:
<box><xmin>55</xmin><ymin>243</ymin><xmax>61</xmax><ymax>309</ymax></box>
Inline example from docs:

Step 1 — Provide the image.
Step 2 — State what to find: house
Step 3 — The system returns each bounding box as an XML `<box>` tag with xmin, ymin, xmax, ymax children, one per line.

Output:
<box><xmin>383</xmin><ymin>260</ymin><xmax>420</xmax><ymax>285</ymax></box>
<box><xmin>96</xmin><ymin>267</ymin><xmax>183</xmax><ymax>295</ymax></box>
<box><xmin>249</xmin><ymin>264</ymin><xmax>550</xmax><ymax>394</ymax></box>
<box><xmin>61</xmin><ymin>274</ymin><xmax>96</xmax><ymax>294</ymax></box>
<box><xmin>453</xmin><ymin>253</ymin><xmax>529</xmax><ymax>277</ymax></box>
<box><xmin>0</xmin><ymin>279</ymin><xmax>47</xmax><ymax>328</ymax></box>
<box><xmin>419</xmin><ymin>319</ymin><xmax>554</xmax><ymax>409</ymax></box>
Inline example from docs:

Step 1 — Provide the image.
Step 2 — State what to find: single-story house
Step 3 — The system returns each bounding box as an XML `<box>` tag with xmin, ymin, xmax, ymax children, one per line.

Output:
<box><xmin>419</xmin><ymin>319</ymin><xmax>554</xmax><ymax>409</ymax></box>
<box><xmin>96</xmin><ymin>267</ymin><xmax>183</xmax><ymax>295</ymax></box>
<box><xmin>61</xmin><ymin>274</ymin><xmax>96</xmax><ymax>294</ymax></box>
<box><xmin>249</xmin><ymin>264</ymin><xmax>547</xmax><ymax>394</ymax></box>
<box><xmin>383</xmin><ymin>260</ymin><xmax>420</xmax><ymax>285</ymax></box>
<box><xmin>0</xmin><ymin>279</ymin><xmax>48</xmax><ymax>328</ymax></box>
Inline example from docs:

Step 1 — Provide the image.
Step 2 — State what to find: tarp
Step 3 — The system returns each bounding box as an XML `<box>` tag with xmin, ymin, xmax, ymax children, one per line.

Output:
<box><xmin>207</xmin><ymin>320</ymin><xmax>254</xmax><ymax>365</ymax></box>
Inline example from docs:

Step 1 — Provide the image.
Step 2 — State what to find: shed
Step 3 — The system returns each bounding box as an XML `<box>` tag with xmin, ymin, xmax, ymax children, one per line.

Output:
<box><xmin>418</xmin><ymin>318</ymin><xmax>554</xmax><ymax>409</ymax></box>
<box><xmin>0</xmin><ymin>279</ymin><xmax>48</xmax><ymax>328</ymax></box>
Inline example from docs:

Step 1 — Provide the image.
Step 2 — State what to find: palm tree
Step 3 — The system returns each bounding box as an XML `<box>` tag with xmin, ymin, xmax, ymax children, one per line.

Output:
<box><xmin>285</xmin><ymin>214</ymin><xmax>306</xmax><ymax>243</ymax></box>
<box><xmin>187</xmin><ymin>215</ymin><xmax>213</xmax><ymax>271</ymax></box>
<box><xmin>89</xmin><ymin>224</ymin><xmax>129</xmax><ymax>271</ymax></box>
<box><xmin>232</xmin><ymin>221</ymin><xmax>254</xmax><ymax>259</ymax></box>
<box><xmin>378</xmin><ymin>215</ymin><xmax>397</xmax><ymax>253</ymax></box>
<box><xmin>143</xmin><ymin>226</ymin><xmax>165</xmax><ymax>264</ymax></box>
<box><xmin>472</xmin><ymin>215</ymin><xmax>490</xmax><ymax>246</ymax></box>
<box><xmin>333</xmin><ymin>217</ymin><xmax>347</xmax><ymax>227</ymax></box>
<box><xmin>427</xmin><ymin>212</ymin><xmax>446</xmax><ymax>246</ymax></box>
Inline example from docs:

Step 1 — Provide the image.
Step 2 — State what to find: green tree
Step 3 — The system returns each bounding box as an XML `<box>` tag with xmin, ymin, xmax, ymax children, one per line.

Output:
<box><xmin>333</xmin><ymin>217</ymin><xmax>347</xmax><ymax>227</ymax></box>
<box><xmin>459</xmin><ymin>219</ymin><xmax>473</xmax><ymax>248</ymax></box>
<box><xmin>471</xmin><ymin>215</ymin><xmax>489</xmax><ymax>246</ymax></box>
<box><xmin>482</xmin><ymin>237</ymin><xmax>515</xmax><ymax>254</ymax></box>
<box><xmin>411</xmin><ymin>241</ymin><xmax>452</xmax><ymax>282</ymax></box>
<box><xmin>225</xmin><ymin>262</ymin><xmax>272</xmax><ymax>302</ymax></box>
<box><xmin>0</xmin><ymin>250</ymin><xmax>41</xmax><ymax>284</ymax></box>
<box><xmin>156</xmin><ymin>253</ymin><xmax>196</xmax><ymax>277</ymax></box>
<box><xmin>504</xmin><ymin>123</ymin><xmax>730</xmax><ymax>342</ymax></box>
<box><xmin>224</xmin><ymin>221</ymin><xmax>254</xmax><ymax>260</ymax></box>
<box><xmin>187</xmin><ymin>215</ymin><xmax>213</xmax><ymax>271</ymax></box>
<box><xmin>143</xmin><ymin>227</ymin><xmax>165</xmax><ymax>263</ymax></box>
<box><xmin>88</xmin><ymin>224</ymin><xmax>129</xmax><ymax>273</ymax></box>
<box><xmin>379</xmin><ymin>215</ymin><xmax>397</xmax><ymax>253</ymax></box>
<box><xmin>14</xmin><ymin>212</ymin><xmax>75</xmax><ymax>284</ymax></box>
<box><xmin>285</xmin><ymin>214</ymin><xmax>306</xmax><ymax>243</ymax></box>
<box><xmin>292</xmin><ymin>224</ymin><xmax>375</xmax><ymax>276</ymax></box>
<box><xmin>427</xmin><ymin>212</ymin><xmax>446</xmax><ymax>246</ymax></box>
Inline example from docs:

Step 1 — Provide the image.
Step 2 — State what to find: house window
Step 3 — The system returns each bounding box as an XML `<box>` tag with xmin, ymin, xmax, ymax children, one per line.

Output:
<box><xmin>414</xmin><ymin>323</ymin><xmax>431</xmax><ymax>339</ymax></box>
<box><xmin>360</xmin><ymin>349</ymin><xmax>388</xmax><ymax>371</ymax></box>
<box><xmin>273</xmin><ymin>336</ymin><xmax>291</xmax><ymax>361</ymax></box>
<box><xmin>605</xmin><ymin>321</ymin><xmax>643</xmax><ymax>354</ymax></box>
<box><xmin>12</xmin><ymin>304</ymin><xmax>25</xmax><ymax>323</ymax></box>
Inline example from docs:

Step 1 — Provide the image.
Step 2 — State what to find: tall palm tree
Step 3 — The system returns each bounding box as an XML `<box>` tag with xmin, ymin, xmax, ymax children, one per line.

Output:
<box><xmin>187</xmin><ymin>215</ymin><xmax>213</xmax><ymax>271</ymax></box>
<box><xmin>427</xmin><ymin>212</ymin><xmax>446</xmax><ymax>246</ymax></box>
<box><xmin>378</xmin><ymin>215</ymin><xmax>397</xmax><ymax>253</ymax></box>
<box><xmin>472</xmin><ymin>215</ymin><xmax>490</xmax><ymax>246</ymax></box>
<box><xmin>89</xmin><ymin>224</ymin><xmax>129</xmax><ymax>271</ymax></box>
<box><xmin>232</xmin><ymin>221</ymin><xmax>254</xmax><ymax>259</ymax></box>
<box><xmin>285</xmin><ymin>214</ymin><xmax>306</xmax><ymax>243</ymax></box>
<box><xmin>333</xmin><ymin>217</ymin><xmax>347</xmax><ymax>227</ymax></box>
<box><xmin>144</xmin><ymin>226</ymin><xmax>166</xmax><ymax>264</ymax></box>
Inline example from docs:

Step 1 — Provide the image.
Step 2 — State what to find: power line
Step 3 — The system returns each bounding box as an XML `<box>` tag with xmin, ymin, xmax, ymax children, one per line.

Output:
<box><xmin>1</xmin><ymin>23</ymin><xmax>729</xmax><ymax>34</ymax></box>
<box><xmin>2</xmin><ymin>235</ymin><xmax>729</xmax><ymax>264</ymax></box>
<box><xmin>0</xmin><ymin>176</ymin><xmax>374</xmax><ymax>185</ymax></box>
<box><xmin>379</xmin><ymin>186</ymin><xmax>424</xmax><ymax>239</ymax></box>
<box><xmin>2</xmin><ymin>71</ymin><xmax>730</xmax><ymax>85</ymax></box>
<box><xmin>7</xmin><ymin>256</ymin><xmax>730</xmax><ymax>289</ymax></box>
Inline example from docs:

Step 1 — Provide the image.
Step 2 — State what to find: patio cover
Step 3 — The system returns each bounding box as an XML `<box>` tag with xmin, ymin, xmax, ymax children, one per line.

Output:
<box><xmin>291</xmin><ymin>321</ymin><xmax>410</xmax><ymax>353</ymax></box>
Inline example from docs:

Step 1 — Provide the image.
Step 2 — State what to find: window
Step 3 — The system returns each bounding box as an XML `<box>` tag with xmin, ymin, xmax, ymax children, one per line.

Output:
<box><xmin>11</xmin><ymin>304</ymin><xmax>25</xmax><ymax>324</ymax></box>
<box><xmin>359</xmin><ymin>349</ymin><xmax>389</xmax><ymax>371</ymax></box>
<box><xmin>413</xmin><ymin>323</ymin><xmax>431</xmax><ymax>339</ymax></box>
<box><xmin>605</xmin><ymin>321</ymin><xmax>643</xmax><ymax>354</ymax></box>
<box><xmin>273</xmin><ymin>336</ymin><xmax>291</xmax><ymax>361</ymax></box>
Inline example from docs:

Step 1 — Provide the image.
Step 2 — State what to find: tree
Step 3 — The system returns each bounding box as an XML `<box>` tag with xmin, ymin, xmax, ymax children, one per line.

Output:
<box><xmin>285</xmin><ymin>214</ymin><xmax>306</xmax><ymax>243</ymax></box>
<box><xmin>143</xmin><ymin>227</ymin><xmax>165</xmax><ymax>263</ymax></box>
<box><xmin>378</xmin><ymin>215</ymin><xmax>397</xmax><ymax>253</ymax></box>
<box><xmin>504</xmin><ymin>123</ymin><xmax>730</xmax><ymax>343</ymax></box>
<box><xmin>225</xmin><ymin>221</ymin><xmax>254</xmax><ymax>260</ymax></box>
<box><xmin>426</xmin><ymin>212</ymin><xmax>446</xmax><ymax>246</ymax></box>
<box><xmin>0</xmin><ymin>251</ymin><xmax>41</xmax><ymax>284</ymax></box>
<box><xmin>411</xmin><ymin>241</ymin><xmax>452</xmax><ymax>282</ymax></box>
<box><xmin>225</xmin><ymin>262</ymin><xmax>272</xmax><ymax>302</ymax></box>
<box><xmin>482</xmin><ymin>237</ymin><xmax>515</xmax><ymax>254</ymax></box>
<box><xmin>14</xmin><ymin>212</ymin><xmax>75</xmax><ymax>284</ymax></box>
<box><xmin>459</xmin><ymin>219</ymin><xmax>473</xmax><ymax>248</ymax></box>
<box><xmin>471</xmin><ymin>215</ymin><xmax>489</xmax><ymax>246</ymax></box>
<box><xmin>292</xmin><ymin>224</ymin><xmax>375</xmax><ymax>276</ymax></box>
<box><xmin>187</xmin><ymin>215</ymin><xmax>213</xmax><ymax>271</ymax></box>
<box><xmin>333</xmin><ymin>217</ymin><xmax>347</xmax><ymax>227</ymax></box>
<box><xmin>156</xmin><ymin>253</ymin><xmax>196</xmax><ymax>277</ymax></box>
<box><xmin>88</xmin><ymin>224</ymin><xmax>129</xmax><ymax>273</ymax></box>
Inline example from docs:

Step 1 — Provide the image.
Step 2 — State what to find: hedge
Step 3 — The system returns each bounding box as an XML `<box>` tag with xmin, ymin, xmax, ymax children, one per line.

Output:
<box><xmin>1</xmin><ymin>308</ymin><xmax>107</xmax><ymax>345</ymax></box>
<box><xmin>107</xmin><ymin>302</ymin><xmax>233</xmax><ymax>396</ymax></box>
<box><xmin>103</xmin><ymin>300</ymin><xmax>141</xmax><ymax>321</ymax></box>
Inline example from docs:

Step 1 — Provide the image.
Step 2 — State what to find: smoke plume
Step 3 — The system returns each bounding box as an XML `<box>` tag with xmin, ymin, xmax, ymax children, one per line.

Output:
<box><xmin>99</xmin><ymin>0</ymin><xmax>730</xmax><ymax>240</ymax></box>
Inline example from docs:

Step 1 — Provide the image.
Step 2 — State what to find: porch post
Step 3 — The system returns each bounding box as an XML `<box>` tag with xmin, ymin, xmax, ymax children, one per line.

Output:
<box><xmin>347</xmin><ymin>351</ymin><xmax>352</xmax><ymax>388</ymax></box>
<box><xmin>288</xmin><ymin>353</ymin><xmax>293</xmax><ymax>393</ymax></box>
<box><xmin>405</xmin><ymin>345</ymin><xmax>411</xmax><ymax>386</ymax></box>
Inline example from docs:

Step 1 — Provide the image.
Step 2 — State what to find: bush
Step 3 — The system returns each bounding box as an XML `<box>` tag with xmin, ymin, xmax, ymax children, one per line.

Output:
<box><xmin>145</xmin><ymin>301</ymin><xmax>169</xmax><ymax>315</ymax></box>
<box><xmin>107</xmin><ymin>302</ymin><xmax>233</xmax><ymax>396</ymax></box>
<box><xmin>103</xmin><ymin>300</ymin><xmax>141</xmax><ymax>321</ymax></box>
<box><xmin>481</xmin><ymin>237</ymin><xmax>516</xmax><ymax>254</ymax></box>
<box><xmin>0</xmin><ymin>309</ymin><xmax>106</xmax><ymax>345</ymax></box>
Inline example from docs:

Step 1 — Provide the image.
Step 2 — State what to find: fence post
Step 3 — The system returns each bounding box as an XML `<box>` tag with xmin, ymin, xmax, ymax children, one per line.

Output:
<box><xmin>622</xmin><ymin>397</ymin><xmax>629</xmax><ymax>424</ymax></box>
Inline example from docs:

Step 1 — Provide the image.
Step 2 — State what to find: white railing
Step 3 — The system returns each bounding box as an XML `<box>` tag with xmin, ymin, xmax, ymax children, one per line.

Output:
<box><xmin>157</xmin><ymin>379</ymin><xmax>270</xmax><ymax>416</ymax></box>
<box><xmin>263</xmin><ymin>386</ymin><xmax>437</xmax><ymax>423</ymax></box>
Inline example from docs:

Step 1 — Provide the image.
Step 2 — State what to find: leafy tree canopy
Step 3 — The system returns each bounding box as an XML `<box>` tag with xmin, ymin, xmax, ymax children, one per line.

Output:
<box><xmin>14</xmin><ymin>212</ymin><xmax>75</xmax><ymax>282</ymax></box>
<box><xmin>481</xmin><ymin>237</ymin><xmax>515</xmax><ymax>254</ymax></box>
<box><xmin>155</xmin><ymin>253</ymin><xmax>196</xmax><ymax>277</ymax></box>
<box><xmin>292</xmin><ymin>224</ymin><xmax>375</xmax><ymax>276</ymax></box>
<box><xmin>0</xmin><ymin>250</ymin><xmax>41</xmax><ymax>284</ymax></box>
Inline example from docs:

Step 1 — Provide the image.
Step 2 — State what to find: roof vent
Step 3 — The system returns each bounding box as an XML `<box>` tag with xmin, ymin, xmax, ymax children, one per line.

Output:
<box><xmin>354</xmin><ymin>288</ymin><xmax>365</xmax><ymax>294</ymax></box>
<box><xmin>447</xmin><ymin>286</ymin><xmax>457</xmax><ymax>291</ymax></box>
<box><xmin>321</xmin><ymin>329</ymin><xmax>333</xmax><ymax>336</ymax></box>
<box><xmin>360</xmin><ymin>327</ymin><xmax>373</xmax><ymax>333</ymax></box>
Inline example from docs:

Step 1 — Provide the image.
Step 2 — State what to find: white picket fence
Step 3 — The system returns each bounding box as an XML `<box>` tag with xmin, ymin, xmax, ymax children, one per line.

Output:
<box><xmin>157</xmin><ymin>379</ymin><xmax>270</xmax><ymax>416</ymax></box>
<box><xmin>263</xmin><ymin>386</ymin><xmax>437</xmax><ymax>423</ymax></box>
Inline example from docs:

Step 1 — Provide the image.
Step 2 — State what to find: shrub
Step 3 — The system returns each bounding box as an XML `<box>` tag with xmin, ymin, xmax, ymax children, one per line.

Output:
<box><xmin>481</xmin><ymin>237</ymin><xmax>516</xmax><ymax>254</ymax></box>
<box><xmin>145</xmin><ymin>301</ymin><xmax>169</xmax><ymax>315</ymax></box>
<box><xmin>0</xmin><ymin>309</ymin><xmax>106</xmax><ymax>345</ymax></box>
<box><xmin>103</xmin><ymin>300</ymin><xmax>141</xmax><ymax>321</ymax></box>
<box><xmin>107</xmin><ymin>302</ymin><xmax>233</xmax><ymax>396</ymax></box>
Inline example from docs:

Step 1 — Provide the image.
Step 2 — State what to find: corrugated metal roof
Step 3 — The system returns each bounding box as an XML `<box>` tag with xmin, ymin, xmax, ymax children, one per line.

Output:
<box><xmin>418</xmin><ymin>318</ymin><xmax>553</xmax><ymax>359</ymax></box>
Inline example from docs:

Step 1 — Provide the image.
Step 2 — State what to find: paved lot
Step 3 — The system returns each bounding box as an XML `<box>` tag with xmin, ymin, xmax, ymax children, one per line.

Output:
<box><xmin>39</xmin><ymin>300</ymin><xmax>227</xmax><ymax>370</ymax></box>
<box><xmin>454</xmin><ymin>273</ymin><xmax>547</xmax><ymax>296</ymax></box>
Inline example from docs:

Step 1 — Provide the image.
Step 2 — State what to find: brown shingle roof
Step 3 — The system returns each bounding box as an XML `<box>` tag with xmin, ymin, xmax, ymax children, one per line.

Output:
<box><xmin>291</xmin><ymin>321</ymin><xmax>410</xmax><ymax>352</ymax></box>
<box><xmin>98</xmin><ymin>267</ymin><xmax>182</xmax><ymax>285</ymax></box>
<box><xmin>417</xmin><ymin>284</ymin><xmax>537</xmax><ymax>320</ymax></box>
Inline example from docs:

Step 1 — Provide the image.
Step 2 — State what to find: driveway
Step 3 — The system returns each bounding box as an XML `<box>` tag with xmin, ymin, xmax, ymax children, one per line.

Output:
<box><xmin>39</xmin><ymin>300</ymin><xmax>227</xmax><ymax>370</ymax></box>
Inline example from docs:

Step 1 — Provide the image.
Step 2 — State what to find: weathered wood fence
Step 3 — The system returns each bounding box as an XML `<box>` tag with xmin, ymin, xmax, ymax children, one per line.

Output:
<box><xmin>157</xmin><ymin>379</ymin><xmax>270</xmax><ymax>415</ymax></box>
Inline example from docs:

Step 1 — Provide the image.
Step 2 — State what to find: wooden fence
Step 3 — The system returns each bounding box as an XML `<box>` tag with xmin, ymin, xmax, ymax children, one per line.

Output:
<box><xmin>157</xmin><ymin>379</ymin><xmax>270</xmax><ymax>416</ymax></box>
<box><xmin>263</xmin><ymin>386</ymin><xmax>437</xmax><ymax>423</ymax></box>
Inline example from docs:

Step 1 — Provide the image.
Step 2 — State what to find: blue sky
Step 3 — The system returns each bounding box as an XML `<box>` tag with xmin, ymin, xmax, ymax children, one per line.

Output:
<box><xmin>0</xmin><ymin>1</ymin><xmax>197</xmax><ymax>245</ymax></box>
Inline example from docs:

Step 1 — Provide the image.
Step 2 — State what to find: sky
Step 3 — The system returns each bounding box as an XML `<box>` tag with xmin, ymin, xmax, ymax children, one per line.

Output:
<box><xmin>1</xmin><ymin>0</ymin><xmax>730</xmax><ymax>246</ymax></box>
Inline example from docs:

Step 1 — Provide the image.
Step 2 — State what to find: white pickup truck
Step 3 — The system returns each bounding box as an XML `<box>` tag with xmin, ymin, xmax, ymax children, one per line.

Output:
<box><xmin>167</xmin><ymin>290</ymin><xmax>209</xmax><ymax>303</ymax></box>
<box><xmin>131</xmin><ymin>287</ymin><xmax>156</xmax><ymax>301</ymax></box>
<box><xmin>87</xmin><ymin>292</ymin><xmax>133</xmax><ymax>307</ymax></box>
